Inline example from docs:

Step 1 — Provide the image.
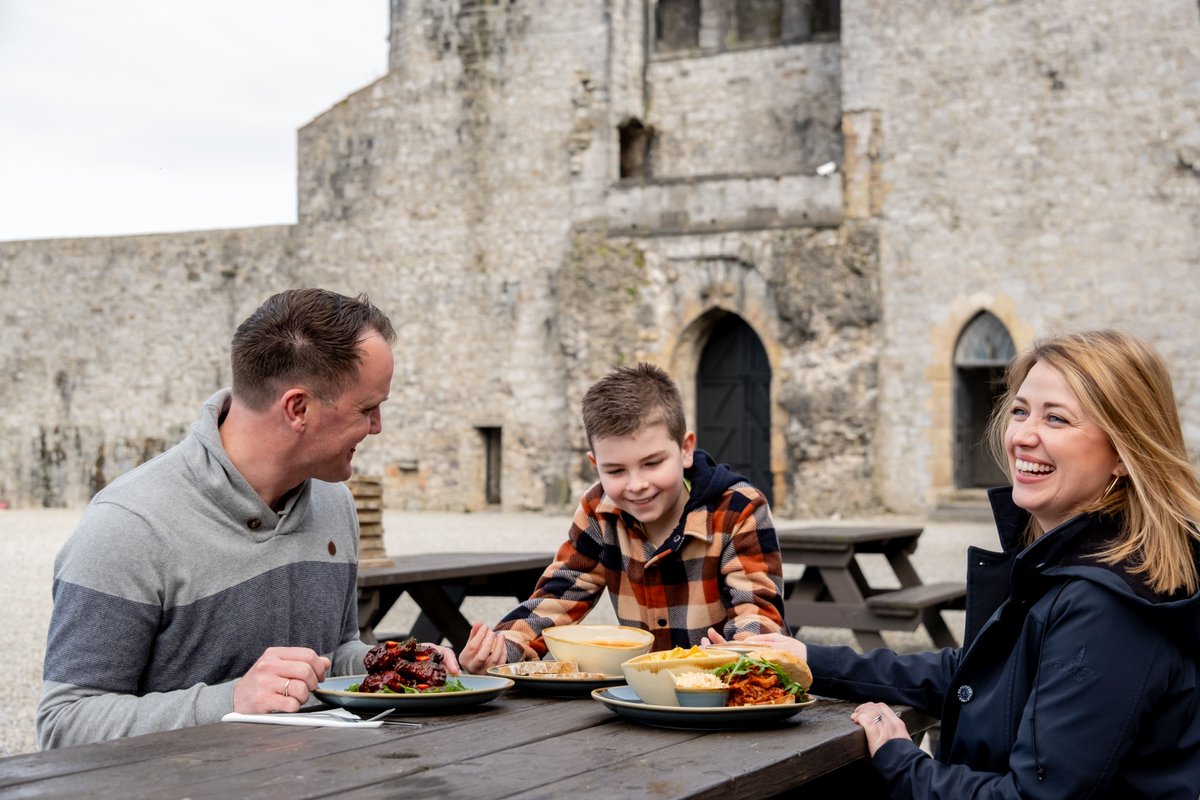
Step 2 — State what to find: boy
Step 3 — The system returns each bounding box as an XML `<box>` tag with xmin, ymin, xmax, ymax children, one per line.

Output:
<box><xmin>459</xmin><ymin>362</ymin><xmax>787</xmax><ymax>672</ymax></box>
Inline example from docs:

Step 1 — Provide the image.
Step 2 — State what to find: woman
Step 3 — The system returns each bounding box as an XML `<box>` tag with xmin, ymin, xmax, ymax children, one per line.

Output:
<box><xmin>710</xmin><ymin>330</ymin><xmax>1200</xmax><ymax>798</ymax></box>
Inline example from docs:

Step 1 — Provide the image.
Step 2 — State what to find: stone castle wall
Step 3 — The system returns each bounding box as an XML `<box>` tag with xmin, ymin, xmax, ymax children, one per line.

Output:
<box><xmin>841</xmin><ymin>0</ymin><xmax>1200</xmax><ymax>508</ymax></box>
<box><xmin>2</xmin><ymin>0</ymin><xmax>1197</xmax><ymax>519</ymax></box>
<box><xmin>0</xmin><ymin>226</ymin><xmax>299</xmax><ymax>506</ymax></box>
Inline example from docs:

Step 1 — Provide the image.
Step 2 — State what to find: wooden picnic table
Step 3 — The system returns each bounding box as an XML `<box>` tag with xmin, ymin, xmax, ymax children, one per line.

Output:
<box><xmin>0</xmin><ymin>690</ymin><xmax>935</xmax><ymax>798</ymax></box>
<box><xmin>357</xmin><ymin>551</ymin><xmax>554</xmax><ymax>649</ymax></box>
<box><xmin>777</xmin><ymin>525</ymin><xmax>966</xmax><ymax>651</ymax></box>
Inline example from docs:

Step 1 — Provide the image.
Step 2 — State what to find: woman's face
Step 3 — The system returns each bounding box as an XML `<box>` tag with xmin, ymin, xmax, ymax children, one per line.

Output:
<box><xmin>1005</xmin><ymin>361</ymin><xmax>1123</xmax><ymax>533</ymax></box>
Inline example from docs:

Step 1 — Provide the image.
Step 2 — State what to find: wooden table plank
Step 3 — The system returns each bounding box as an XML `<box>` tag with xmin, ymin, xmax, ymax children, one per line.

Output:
<box><xmin>130</xmin><ymin>696</ymin><xmax>611</xmax><ymax>800</ymax></box>
<box><xmin>357</xmin><ymin>551</ymin><xmax>554</xmax><ymax>648</ymax></box>
<box><xmin>0</xmin><ymin>693</ymin><xmax>934</xmax><ymax>799</ymax></box>
<box><xmin>356</xmin><ymin>552</ymin><xmax>553</xmax><ymax>589</ymax></box>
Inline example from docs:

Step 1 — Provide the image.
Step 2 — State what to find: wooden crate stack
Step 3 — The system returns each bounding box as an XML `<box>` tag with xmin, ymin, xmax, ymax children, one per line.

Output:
<box><xmin>346</xmin><ymin>474</ymin><xmax>394</xmax><ymax>568</ymax></box>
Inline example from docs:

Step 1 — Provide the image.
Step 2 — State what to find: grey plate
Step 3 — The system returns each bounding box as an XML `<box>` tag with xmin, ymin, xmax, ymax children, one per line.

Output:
<box><xmin>592</xmin><ymin>685</ymin><xmax>815</xmax><ymax>730</ymax></box>
<box><xmin>487</xmin><ymin>664</ymin><xmax>626</xmax><ymax>697</ymax></box>
<box><xmin>314</xmin><ymin>674</ymin><xmax>513</xmax><ymax>712</ymax></box>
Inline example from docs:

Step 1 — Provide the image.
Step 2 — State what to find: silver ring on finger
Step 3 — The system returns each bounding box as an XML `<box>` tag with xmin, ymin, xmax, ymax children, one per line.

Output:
<box><xmin>873</xmin><ymin>713</ymin><xmax>884</xmax><ymax>724</ymax></box>
<box><xmin>283</xmin><ymin>679</ymin><xmax>291</xmax><ymax>698</ymax></box>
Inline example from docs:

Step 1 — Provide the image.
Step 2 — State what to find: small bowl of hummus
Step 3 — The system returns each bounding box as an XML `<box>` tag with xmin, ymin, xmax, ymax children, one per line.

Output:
<box><xmin>671</xmin><ymin>670</ymin><xmax>730</xmax><ymax>708</ymax></box>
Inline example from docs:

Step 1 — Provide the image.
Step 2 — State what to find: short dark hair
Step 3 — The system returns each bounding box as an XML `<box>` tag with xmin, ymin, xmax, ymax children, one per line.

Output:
<box><xmin>581</xmin><ymin>362</ymin><xmax>687</xmax><ymax>447</ymax></box>
<box><xmin>231</xmin><ymin>288</ymin><xmax>395</xmax><ymax>410</ymax></box>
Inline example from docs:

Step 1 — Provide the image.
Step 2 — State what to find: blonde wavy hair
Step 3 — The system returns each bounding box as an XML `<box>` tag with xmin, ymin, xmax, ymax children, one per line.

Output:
<box><xmin>986</xmin><ymin>329</ymin><xmax>1200</xmax><ymax>595</ymax></box>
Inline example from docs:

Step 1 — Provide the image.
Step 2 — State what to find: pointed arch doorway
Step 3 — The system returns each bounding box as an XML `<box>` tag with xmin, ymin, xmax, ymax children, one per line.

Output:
<box><xmin>696</xmin><ymin>314</ymin><xmax>773</xmax><ymax>504</ymax></box>
<box><xmin>953</xmin><ymin>312</ymin><xmax>1015</xmax><ymax>488</ymax></box>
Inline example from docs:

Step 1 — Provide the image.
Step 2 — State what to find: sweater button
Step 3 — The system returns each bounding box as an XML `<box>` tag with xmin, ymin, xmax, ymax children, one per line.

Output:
<box><xmin>957</xmin><ymin>684</ymin><xmax>974</xmax><ymax>703</ymax></box>
<box><xmin>657</xmin><ymin>618</ymin><xmax>667</xmax><ymax>627</ymax></box>
<box><xmin>247</xmin><ymin>517</ymin><xmax>262</xmax><ymax>530</ymax></box>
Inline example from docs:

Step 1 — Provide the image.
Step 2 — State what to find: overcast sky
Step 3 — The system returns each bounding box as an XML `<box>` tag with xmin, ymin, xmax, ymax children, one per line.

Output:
<box><xmin>0</xmin><ymin>1</ymin><xmax>389</xmax><ymax>242</ymax></box>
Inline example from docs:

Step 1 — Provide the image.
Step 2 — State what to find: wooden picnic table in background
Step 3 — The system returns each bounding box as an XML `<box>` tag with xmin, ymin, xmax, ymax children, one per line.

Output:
<box><xmin>357</xmin><ymin>551</ymin><xmax>554</xmax><ymax>649</ymax></box>
<box><xmin>0</xmin><ymin>690</ymin><xmax>935</xmax><ymax>798</ymax></box>
<box><xmin>777</xmin><ymin>525</ymin><xmax>966</xmax><ymax>651</ymax></box>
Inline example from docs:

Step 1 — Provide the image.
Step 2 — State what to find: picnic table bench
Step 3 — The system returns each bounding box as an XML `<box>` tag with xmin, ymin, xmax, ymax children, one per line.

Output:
<box><xmin>777</xmin><ymin>525</ymin><xmax>966</xmax><ymax>651</ymax></box>
<box><xmin>357</xmin><ymin>551</ymin><xmax>554</xmax><ymax>650</ymax></box>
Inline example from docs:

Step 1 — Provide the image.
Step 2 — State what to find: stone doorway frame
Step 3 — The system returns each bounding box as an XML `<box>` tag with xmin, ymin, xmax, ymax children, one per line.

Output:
<box><xmin>926</xmin><ymin>295</ymin><xmax>1033</xmax><ymax>506</ymax></box>
<box><xmin>666</xmin><ymin>304</ymin><xmax>787</xmax><ymax>509</ymax></box>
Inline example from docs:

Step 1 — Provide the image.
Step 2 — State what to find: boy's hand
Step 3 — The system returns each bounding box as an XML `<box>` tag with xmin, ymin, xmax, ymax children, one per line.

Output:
<box><xmin>458</xmin><ymin>621</ymin><xmax>511</xmax><ymax>674</ymax></box>
<box><xmin>424</xmin><ymin>643</ymin><xmax>461</xmax><ymax>675</ymax></box>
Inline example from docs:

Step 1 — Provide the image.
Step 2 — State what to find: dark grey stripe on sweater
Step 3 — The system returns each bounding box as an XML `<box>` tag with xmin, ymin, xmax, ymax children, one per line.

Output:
<box><xmin>45</xmin><ymin>560</ymin><xmax>356</xmax><ymax>693</ymax></box>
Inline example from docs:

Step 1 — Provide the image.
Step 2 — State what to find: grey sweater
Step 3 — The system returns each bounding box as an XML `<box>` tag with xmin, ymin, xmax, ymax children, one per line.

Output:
<box><xmin>37</xmin><ymin>389</ymin><xmax>369</xmax><ymax>749</ymax></box>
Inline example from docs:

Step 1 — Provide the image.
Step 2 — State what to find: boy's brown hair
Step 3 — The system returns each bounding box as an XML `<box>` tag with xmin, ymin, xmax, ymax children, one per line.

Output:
<box><xmin>581</xmin><ymin>362</ymin><xmax>687</xmax><ymax>447</ymax></box>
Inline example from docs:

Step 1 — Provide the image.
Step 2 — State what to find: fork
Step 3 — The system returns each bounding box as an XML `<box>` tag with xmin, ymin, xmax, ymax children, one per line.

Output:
<box><xmin>302</xmin><ymin>708</ymin><xmax>396</xmax><ymax>723</ymax></box>
<box><xmin>307</xmin><ymin>708</ymin><xmax>423</xmax><ymax>727</ymax></box>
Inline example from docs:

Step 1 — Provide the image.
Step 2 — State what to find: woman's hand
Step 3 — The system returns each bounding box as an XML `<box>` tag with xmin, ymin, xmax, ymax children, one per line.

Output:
<box><xmin>458</xmin><ymin>621</ymin><xmax>511</xmax><ymax>674</ymax></box>
<box><xmin>851</xmin><ymin>702</ymin><xmax>911</xmax><ymax>756</ymax></box>
<box><xmin>701</xmin><ymin>628</ymin><xmax>807</xmax><ymax>662</ymax></box>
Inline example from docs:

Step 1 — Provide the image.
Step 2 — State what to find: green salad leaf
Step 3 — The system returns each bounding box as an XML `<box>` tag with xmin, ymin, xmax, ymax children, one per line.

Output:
<box><xmin>347</xmin><ymin>678</ymin><xmax>467</xmax><ymax>694</ymax></box>
<box><xmin>711</xmin><ymin>654</ymin><xmax>806</xmax><ymax>697</ymax></box>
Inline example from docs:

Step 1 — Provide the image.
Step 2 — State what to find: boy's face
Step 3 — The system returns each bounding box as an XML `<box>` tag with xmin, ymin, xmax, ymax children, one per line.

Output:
<box><xmin>588</xmin><ymin>423</ymin><xmax>696</xmax><ymax>539</ymax></box>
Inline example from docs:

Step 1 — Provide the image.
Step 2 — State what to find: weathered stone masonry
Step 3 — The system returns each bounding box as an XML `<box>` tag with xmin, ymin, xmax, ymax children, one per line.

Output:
<box><xmin>1</xmin><ymin>0</ymin><xmax>1197</xmax><ymax>519</ymax></box>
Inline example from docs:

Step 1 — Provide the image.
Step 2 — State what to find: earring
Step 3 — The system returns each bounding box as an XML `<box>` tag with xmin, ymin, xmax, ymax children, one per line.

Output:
<box><xmin>1101</xmin><ymin>475</ymin><xmax>1121</xmax><ymax>499</ymax></box>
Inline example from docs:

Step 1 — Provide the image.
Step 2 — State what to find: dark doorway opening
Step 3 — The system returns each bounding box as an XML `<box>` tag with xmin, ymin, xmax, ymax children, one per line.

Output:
<box><xmin>478</xmin><ymin>426</ymin><xmax>502</xmax><ymax>505</ymax></box>
<box><xmin>953</xmin><ymin>313</ymin><xmax>1015</xmax><ymax>489</ymax></box>
<box><xmin>618</xmin><ymin>119</ymin><xmax>654</xmax><ymax>180</ymax></box>
<box><xmin>696</xmin><ymin>315</ymin><xmax>773</xmax><ymax>505</ymax></box>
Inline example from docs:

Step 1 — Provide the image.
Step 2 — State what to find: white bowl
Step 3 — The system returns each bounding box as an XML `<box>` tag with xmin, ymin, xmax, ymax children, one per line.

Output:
<box><xmin>620</xmin><ymin>649</ymin><xmax>741</xmax><ymax>707</ymax></box>
<box><xmin>542</xmin><ymin>625</ymin><xmax>655</xmax><ymax>676</ymax></box>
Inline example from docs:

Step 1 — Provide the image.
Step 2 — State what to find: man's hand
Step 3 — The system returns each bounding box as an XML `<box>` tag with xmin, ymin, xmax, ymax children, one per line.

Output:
<box><xmin>458</xmin><ymin>622</ymin><xmax>511</xmax><ymax>674</ymax></box>
<box><xmin>233</xmin><ymin>647</ymin><xmax>332</xmax><ymax>713</ymax></box>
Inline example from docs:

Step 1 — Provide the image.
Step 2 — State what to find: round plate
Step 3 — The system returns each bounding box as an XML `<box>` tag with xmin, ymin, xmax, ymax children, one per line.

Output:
<box><xmin>314</xmin><ymin>674</ymin><xmax>513</xmax><ymax>712</ymax></box>
<box><xmin>487</xmin><ymin>663</ymin><xmax>626</xmax><ymax>697</ymax></box>
<box><xmin>591</xmin><ymin>685</ymin><xmax>815</xmax><ymax>730</ymax></box>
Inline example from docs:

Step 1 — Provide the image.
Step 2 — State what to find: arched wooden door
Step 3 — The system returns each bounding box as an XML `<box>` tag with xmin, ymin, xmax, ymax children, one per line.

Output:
<box><xmin>696</xmin><ymin>315</ymin><xmax>773</xmax><ymax>504</ymax></box>
<box><xmin>953</xmin><ymin>312</ymin><xmax>1015</xmax><ymax>488</ymax></box>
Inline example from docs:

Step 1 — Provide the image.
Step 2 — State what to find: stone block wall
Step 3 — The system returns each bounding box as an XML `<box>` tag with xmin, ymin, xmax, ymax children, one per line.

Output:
<box><xmin>3</xmin><ymin>0</ymin><xmax>1195</xmax><ymax>521</ymax></box>
<box><xmin>842</xmin><ymin>0</ymin><xmax>1200</xmax><ymax>510</ymax></box>
<box><xmin>0</xmin><ymin>227</ymin><xmax>299</xmax><ymax>506</ymax></box>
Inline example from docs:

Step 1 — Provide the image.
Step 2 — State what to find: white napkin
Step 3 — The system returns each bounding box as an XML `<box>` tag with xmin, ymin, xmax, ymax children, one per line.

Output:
<box><xmin>221</xmin><ymin>707</ymin><xmax>385</xmax><ymax>728</ymax></box>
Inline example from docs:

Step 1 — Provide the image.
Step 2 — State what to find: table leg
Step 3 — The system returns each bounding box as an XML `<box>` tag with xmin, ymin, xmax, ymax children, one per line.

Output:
<box><xmin>885</xmin><ymin>551</ymin><xmax>922</xmax><ymax>588</ymax></box>
<box><xmin>812</xmin><ymin>567</ymin><xmax>890</xmax><ymax>651</ymax></box>
<box><xmin>408</xmin><ymin>584</ymin><xmax>468</xmax><ymax>644</ymax></box>
<box><xmin>357</xmin><ymin>585</ymin><xmax>406</xmax><ymax>645</ymax></box>
<box><xmin>922</xmin><ymin>609</ymin><xmax>958</xmax><ymax>649</ymax></box>
<box><xmin>407</xmin><ymin>584</ymin><xmax>474</xmax><ymax>650</ymax></box>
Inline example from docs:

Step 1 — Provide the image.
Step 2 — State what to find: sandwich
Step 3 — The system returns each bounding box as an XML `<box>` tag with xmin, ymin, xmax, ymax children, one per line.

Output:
<box><xmin>711</xmin><ymin>649</ymin><xmax>813</xmax><ymax>706</ymax></box>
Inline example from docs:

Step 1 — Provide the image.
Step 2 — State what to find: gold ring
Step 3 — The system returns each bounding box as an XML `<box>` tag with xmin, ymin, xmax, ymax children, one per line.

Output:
<box><xmin>283</xmin><ymin>679</ymin><xmax>291</xmax><ymax>698</ymax></box>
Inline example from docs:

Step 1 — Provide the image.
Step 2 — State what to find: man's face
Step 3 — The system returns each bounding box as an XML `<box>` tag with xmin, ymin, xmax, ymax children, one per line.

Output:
<box><xmin>588</xmin><ymin>423</ymin><xmax>695</xmax><ymax>540</ymax></box>
<box><xmin>304</xmin><ymin>331</ymin><xmax>394</xmax><ymax>483</ymax></box>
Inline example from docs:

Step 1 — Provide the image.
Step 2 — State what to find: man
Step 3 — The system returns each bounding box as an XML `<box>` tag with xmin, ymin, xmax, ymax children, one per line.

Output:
<box><xmin>37</xmin><ymin>288</ymin><xmax>457</xmax><ymax>749</ymax></box>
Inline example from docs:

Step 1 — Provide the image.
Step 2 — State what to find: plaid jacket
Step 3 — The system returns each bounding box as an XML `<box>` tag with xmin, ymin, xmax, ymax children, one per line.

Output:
<box><xmin>495</xmin><ymin>450</ymin><xmax>787</xmax><ymax>660</ymax></box>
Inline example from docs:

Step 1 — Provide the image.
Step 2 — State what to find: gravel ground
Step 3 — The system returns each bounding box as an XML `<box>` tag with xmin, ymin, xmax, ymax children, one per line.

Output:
<box><xmin>0</xmin><ymin>507</ymin><xmax>995</xmax><ymax>757</ymax></box>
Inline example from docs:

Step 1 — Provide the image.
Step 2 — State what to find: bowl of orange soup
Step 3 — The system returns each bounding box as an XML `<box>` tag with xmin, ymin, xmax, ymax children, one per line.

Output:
<box><xmin>541</xmin><ymin>625</ymin><xmax>655</xmax><ymax>676</ymax></box>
